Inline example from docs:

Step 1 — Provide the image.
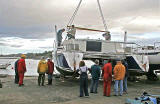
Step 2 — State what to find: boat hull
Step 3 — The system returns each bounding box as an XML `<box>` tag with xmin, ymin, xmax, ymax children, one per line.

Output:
<box><xmin>148</xmin><ymin>53</ymin><xmax>160</xmax><ymax>64</ymax></box>
<box><xmin>56</xmin><ymin>66</ymin><xmax>79</xmax><ymax>77</ymax></box>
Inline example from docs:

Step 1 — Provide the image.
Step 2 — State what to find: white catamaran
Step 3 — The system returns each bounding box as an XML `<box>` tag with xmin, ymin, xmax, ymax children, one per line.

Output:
<box><xmin>52</xmin><ymin>0</ymin><xmax>160</xmax><ymax>80</ymax></box>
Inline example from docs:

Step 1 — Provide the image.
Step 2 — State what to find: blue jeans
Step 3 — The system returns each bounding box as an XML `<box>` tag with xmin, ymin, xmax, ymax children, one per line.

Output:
<box><xmin>123</xmin><ymin>77</ymin><xmax>128</xmax><ymax>92</ymax></box>
<box><xmin>48</xmin><ymin>74</ymin><xmax>53</xmax><ymax>80</ymax></box>
<box><xmin>114</xmin><ymin>80</ymin><xmax>123</xmax><ymax>95</ymax></box>
<box><xmin>90</xmin><ymin>79</ymin><xmax>99</xmax><ymax>93</ymax></box>
<box><xmin>80</xmin><ymin>73</ymin><xmax>89</xmax><ymax>97</ymax></box>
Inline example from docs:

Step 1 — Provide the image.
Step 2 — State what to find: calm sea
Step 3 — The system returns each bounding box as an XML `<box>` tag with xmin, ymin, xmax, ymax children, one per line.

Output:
<box><xmin>0</xmin><ymin>59</ymin><xmax>39</xmax><ymax>76</ymax></box>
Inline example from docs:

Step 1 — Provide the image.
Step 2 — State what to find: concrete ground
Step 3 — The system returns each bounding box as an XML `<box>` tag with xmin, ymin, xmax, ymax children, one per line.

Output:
<box><xmin>0</xmin><ymin>76</ymin><xmax>160</xmax><ymax>104</ymax></box>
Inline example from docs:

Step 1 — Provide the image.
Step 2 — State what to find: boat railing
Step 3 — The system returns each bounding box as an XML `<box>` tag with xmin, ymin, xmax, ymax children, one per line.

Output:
<box><xmin>123</xmin><ymin>42</ymin><xmax>142</xmax><ymax>54</ymax></box>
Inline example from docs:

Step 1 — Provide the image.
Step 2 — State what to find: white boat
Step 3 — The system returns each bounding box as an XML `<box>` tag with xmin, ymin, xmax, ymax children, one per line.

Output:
<box><xmin>52</xmin><ymin>0</ymin><xmax>160</xmax><ymax>80</ymax></box>
<box><xmin>125</xmin><ymin>43</ymin><xmax>160</xmax><ymax>80</ymax></box>
<box><xmin>0</xmin><ymin>63</ymin><xmax>11</xmax><ymax>69</ymax></box>
<box><xmin>0</xmin><ymin>57</ymin><xmax>17</xmax><ymax>69</ymax></box>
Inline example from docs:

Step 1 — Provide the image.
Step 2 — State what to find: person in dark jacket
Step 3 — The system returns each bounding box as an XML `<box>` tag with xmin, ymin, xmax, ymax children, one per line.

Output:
<box><xmin>14</xmin><ymin>58</ymin><xmax>19</xmax><ymax>84</ymax></box>
<box><xmin>47</xmin><ymin>58</ymin><xmax>54</xmax><ymax>85</ymax></box>
<box><xmin>90</xmin><ymin>59</ymin><xmax>100</xmax><ymax>93</ymax></box>
<box><xmin>122</xmin><ymin>59</ymin><xmax>129</xmax><ymax>94</ymax></box>
<box><xmin>57</xmin><ymin>28</ymin><xmax>65</xmax><ymax>46</ymax></box>
<box><xmin>78</xmin><ymin>61</ymin><xmax>89</xmax><ymax>97</ymax></box>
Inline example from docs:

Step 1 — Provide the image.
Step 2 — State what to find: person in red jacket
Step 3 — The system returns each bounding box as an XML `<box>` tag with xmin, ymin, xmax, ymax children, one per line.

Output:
<box><xmin>102</xmin><ymin>59</ymin><xmax>112</xmax><ymax>97</ymax></box>
<box><xmin>18</xmin><ymin>54</ymin><xmax>27</xmax><ymax>87</ymax></box>
<box><xmin>47</xmin><ymin>58</ymin><xmax>54</xmax><ymax>85</ymax></box>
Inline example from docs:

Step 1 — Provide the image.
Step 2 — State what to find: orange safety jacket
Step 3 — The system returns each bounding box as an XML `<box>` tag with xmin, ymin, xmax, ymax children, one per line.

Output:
<box><xmin>113</xmin><ymin>63</ymin><xmax>125</xmax><ymax>80</ymax></box>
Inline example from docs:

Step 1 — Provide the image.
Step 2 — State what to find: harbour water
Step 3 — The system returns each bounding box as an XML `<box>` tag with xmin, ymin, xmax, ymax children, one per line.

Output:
<box><xmin>0</xmin><ymin>59</ymin><xmax>39</xmax><ymax>76</ymax></box>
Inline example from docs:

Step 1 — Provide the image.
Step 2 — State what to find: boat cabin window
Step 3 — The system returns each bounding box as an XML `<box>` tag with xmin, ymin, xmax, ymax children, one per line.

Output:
<box><xmin>86</xmin><ymin>41</ymin><xmax>102</xmax><ymax>52</ymax></box>
<box><xmin>66</xmin><ymin>44</ymin><xmax>79</xmax><ymax>51</ymax></box>
<box><xmin>57</xmin><ymin>54</ymin><xmax>70</xmax><ymax>68</ymax></box>
<box><xmin>147</xmin><ymin>46</ymin><xmax>154</xmax><ymax>50</ymax></box>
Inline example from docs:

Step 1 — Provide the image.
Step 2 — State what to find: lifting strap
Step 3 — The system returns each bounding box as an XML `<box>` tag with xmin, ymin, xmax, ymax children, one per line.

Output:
<box><xmin>67</xmin><ymin>0</ymin><xmax>82</xmax><ymax>26</ymax></box>
<box><xmin>66</xmin><ymin>0</ymin><xmax>109</xmax><ymax>33</ymax></box>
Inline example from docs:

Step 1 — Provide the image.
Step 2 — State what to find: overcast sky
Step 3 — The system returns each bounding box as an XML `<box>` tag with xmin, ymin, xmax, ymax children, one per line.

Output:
<box><xmin>0</xmin><ymin>0</ymin><xmax>160</xmax><ymax>54</ymax></box>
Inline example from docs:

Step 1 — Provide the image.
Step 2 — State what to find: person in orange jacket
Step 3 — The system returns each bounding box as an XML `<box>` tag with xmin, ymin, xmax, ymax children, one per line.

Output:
<box><xmin>113</xmin><ymin>60</ymin><xmax>125</xmax><ymax>96</ymax></box>
<box><xmin>18</xmin><ymin>54</ymin><xmax>27</xmax><ymax>87</ymax></box>
<box><xmin>47</xmin><ymin>58</ymin><xmax>54</xmax><ymax>85</ymax></box>
<box><xmin>102</xmin><ymin>59</ymin><xmax>112</xmax><ymax>97</ymax></box>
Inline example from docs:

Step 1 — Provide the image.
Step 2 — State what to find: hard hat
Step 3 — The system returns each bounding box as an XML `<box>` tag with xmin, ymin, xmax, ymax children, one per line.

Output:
<box><xmin>21</xmin><ymin>54</ymin><xmax>26</xmax><ymax>58</ymax></box>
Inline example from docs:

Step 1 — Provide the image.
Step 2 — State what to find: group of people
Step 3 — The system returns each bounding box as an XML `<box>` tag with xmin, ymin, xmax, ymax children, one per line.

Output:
<box><xmin>77</xmin><ymin>59</ymin><xmax>128</xmax><ymax>97</ymax></box>
<box><xmin>14</xmin><ymin>55</ymin><xmax>128</xmax><ymax>97</ymax></box>
<box><xmin>14</xmin><ymin>55</ymin><xmax>54</xmax><ymax>87</ymax></box>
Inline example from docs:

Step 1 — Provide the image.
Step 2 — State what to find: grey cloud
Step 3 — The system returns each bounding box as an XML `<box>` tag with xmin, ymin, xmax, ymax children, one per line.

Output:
<box><xmin>0</xmin><ymin>42</ymin><xmax>23</xmax><ymax>48</ymax></box>
<box><xmin>0</xmin><ymin>43</ymin><xmax>8</xmax><ymax>46</ymax></box>
<box><xmin>30</xmin><ymin>39</ymin><xmax>46</xmax><ymax>42</ymax></box>
<box><xmin>132</xmin><ymin>38</ymin><xmax>160</xmax><ymax>46</ymax></box>
<box><xmin>0</xmin><ymin>0</ymin><xmax>159</xmax><ymax>39</ymax></box>
<box><xmin>0</xmin><ymin>32</ymin><xmax>55</xmax><ymax>39</ymax></box>
<box><xmin>38</xmin><ymin>46</ymin><xmax>53</xmax><ymax>49</ymax></box>
<box><xmin>10</xmin><ymin>45</ymin><xmax>23</xmax><ymax>48</ymax></box>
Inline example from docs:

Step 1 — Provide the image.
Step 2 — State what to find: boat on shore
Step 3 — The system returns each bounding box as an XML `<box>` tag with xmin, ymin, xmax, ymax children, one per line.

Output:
<box><xmin>0</xmin><ymin>63</ymin><xmax>11</xmax><ymax>69</ymax></box>
<box><xmin>52</xmin><ymin>0</ymin><xmax>159</xmax><ymax>80</ymax></box>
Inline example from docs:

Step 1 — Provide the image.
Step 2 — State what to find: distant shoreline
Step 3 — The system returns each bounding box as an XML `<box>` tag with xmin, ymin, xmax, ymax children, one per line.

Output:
<box><xmin>0</xmin><ymin>50</ymin><xmax>52</xmax><ymax>60</ymax></box>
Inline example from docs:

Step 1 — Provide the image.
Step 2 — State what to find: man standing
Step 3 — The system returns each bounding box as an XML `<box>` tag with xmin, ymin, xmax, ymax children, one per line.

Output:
<box><xmin>102</xmin><ymin>59</ymin><xmax>112</xmax><ymax>97</ymax></box>
<box><xmin>57</xmin><ymin>28</ymin><xmax>65</xmax><ymax>46</ymax></box>
<box><xmin>37</xmin><ymin>56</ymin><xmax>48</xmax><ymax>86</ymax></box>
<box><xmin>18</xmin><ymin>54</ymin><xmax>27</xmax><ymax>87</ymax></box>
<box><xmin>113</xmin><ymin>60</ymin><xmax>126</xmax><ymax>96</ymax></box>
<box><xmin>122</xmin><ymin>60</ymin><xmax>129</xmax><ymax>94</ymax></box>
<box><xmin>47</xmin><ymin>58</ymin><xmax>54</xmax><ymax>85</ymax></box>
<box><xmin>14</xmin><ymin>58</ymin><xmax>19</xmax><ymax>84</ymax></box>
<box><xmin>67</xmin><ymin>25</ymin><xmax>76</xmax><ymax>39</ymax></box>
<box><xmin>102</xmin><ymin>31</ymin><xmax>111</xmax><ymax>41</ymax></box>
<box><xmin>90</xmin><ymin>60</ymin><xmax>100</xmax><ymax>93</ymax></box>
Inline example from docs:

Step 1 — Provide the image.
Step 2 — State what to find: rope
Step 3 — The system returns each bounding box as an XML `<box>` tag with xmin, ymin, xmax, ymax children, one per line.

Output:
<box><xmin>67</xmin><ymin>0</ymin><xmax>82</xmax><ymax>27</ymax></box>
<box><xmin>97</xmin><ymin>0</ymin><xmax>108</xmax><ymax>31</ymax></box>
<box><xmin>67</xmin><ymin>0</ymin><xmax>108</xmax><ymax>33</ymax></box>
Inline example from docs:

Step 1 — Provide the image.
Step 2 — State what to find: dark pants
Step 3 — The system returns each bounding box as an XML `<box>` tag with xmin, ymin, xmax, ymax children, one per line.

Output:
<box><xmin>48</xmin><ymin>74</ymin><xmax>53</xmax><ymax>85</ymax></box>
<box><xmin>67</xmin><ymin>34</ymin><xmax>75</xmax><ymax>39</ymax></box>
<box><xmin>80</xmin><ymin>73</ymin><xmax>89</xmax><ymax>97</ymax></box>
<box><xmin>90</xmin><ymin>79</ymin><xmax>99</xmax><ymax>93</ymax></box>
<box><xmin>38</xmin><ymin>74</ymin><xmax>45</xmax><ymax>86</ymax></box>
<box><xmin>15</xmin><ymin>73</ymin><xmax>19</xmax><ymax>84</ymax></box>
<box><xmin>58</xmin><ymin>41</ymin><xmax>61</xmax><ymax>47</ymax></box>
<box><xmin>0</xmin><ymin>80</ymin><xmax>2</xmax><ymax>88</ymax></box>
